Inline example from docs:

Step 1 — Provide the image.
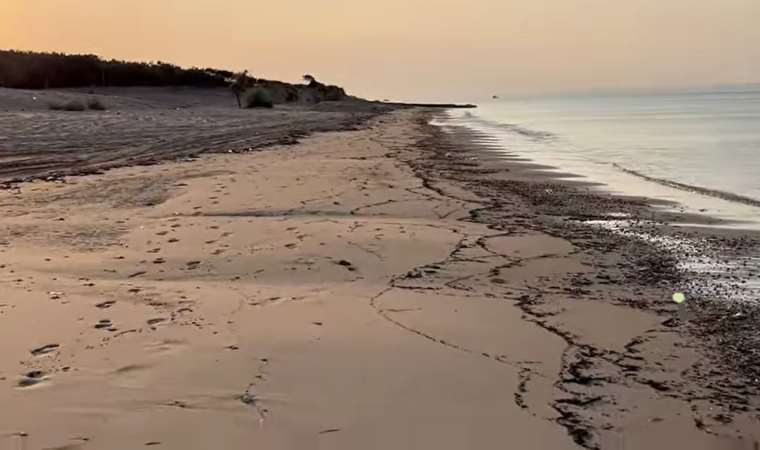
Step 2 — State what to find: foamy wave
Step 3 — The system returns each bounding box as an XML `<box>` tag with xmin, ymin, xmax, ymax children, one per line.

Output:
<box><xmin>458</xmin><ymin>114</ymin><xmax>557</xmax><ymax>142</ymax></box>
<box><xmin>613</xmin><ymin>164</ymin><xmax>760</xmax><ymax>208</ymax></box>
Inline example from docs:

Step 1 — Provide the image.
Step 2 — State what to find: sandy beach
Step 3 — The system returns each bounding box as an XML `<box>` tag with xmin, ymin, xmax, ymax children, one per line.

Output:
<box><xmin>1</xmin><ymin>99</ymin><xmax>759</xmax><ymax>450</ymax></box>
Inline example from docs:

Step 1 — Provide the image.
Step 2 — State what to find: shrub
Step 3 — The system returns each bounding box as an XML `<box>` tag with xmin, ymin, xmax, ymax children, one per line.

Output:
<box><xmin>244</xmin><ymin>87</ymin><xmax>274</xmax><ymax>108</ymax></box>
<box><xmin>86</xmin><ymin>98</ymin><xmax>106</xmax><ymax>110</ymax></box>
<box><xmin>48</xmin><ymin>100</ymin><xmax>86</xmax><ymax>111</ymax></box>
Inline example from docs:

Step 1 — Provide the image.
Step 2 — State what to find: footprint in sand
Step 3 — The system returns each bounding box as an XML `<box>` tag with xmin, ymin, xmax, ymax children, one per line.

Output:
<box><xmin>17</xmin><ymin>370</ymin><xmax>46</xmax><ymax>388</ymax></box>
<box><xmin>319</xmin><ymin>429</ymin><xmax>341</xmax><ymax>435</ymax></box>
<box><xmin>95</xmin><ymin>319</ymin><xmax>115</xmax><ymax>331</ymax></box>
<box><xmin>336</xmin><ymin>259</ymin><xmax>357</xmax><ymax>272</ymax></box>
<box><xmin>30</xmin><ymin>344</ymin><xmax>60</xmax><ymax>356</ymax></box>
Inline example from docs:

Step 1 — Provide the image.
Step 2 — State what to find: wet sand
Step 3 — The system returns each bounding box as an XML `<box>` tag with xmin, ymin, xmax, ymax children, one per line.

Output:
<box><xmin>0</xmin><ymin>108</ymin><xmax>759</xmax><ymax>450</ymax></box>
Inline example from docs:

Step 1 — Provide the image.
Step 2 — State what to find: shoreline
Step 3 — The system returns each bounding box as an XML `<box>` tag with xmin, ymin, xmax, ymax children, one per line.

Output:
<box><xmin>418</xmin><ymin>113</ymin><xmax>760</xmax><ymax>448</ymax></box>
<box><xmin>428</xmin><ymin>111</ymin><xmax>760</xmax><ymax>378</ymax></box>
<box><xmin>440</xmin><ymin>107</ymin><xmax>760</xmax><ymax>232</ymax></box>
<box><xmin>421</xmin><ymin>112</ymin><xmax>760</xmax><ymax>445</ymax></box>
<box><xmin>0</xmin><ymin>107</ymin><xmax>758</xmax><ymax>449</ymax></box>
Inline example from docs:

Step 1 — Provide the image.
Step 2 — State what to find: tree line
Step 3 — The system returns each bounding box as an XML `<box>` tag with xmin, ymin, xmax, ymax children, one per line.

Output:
<box><xmin>0</xmin><ymin>49</ymin><xmax>255</xmax><ymax>89</ymax></box>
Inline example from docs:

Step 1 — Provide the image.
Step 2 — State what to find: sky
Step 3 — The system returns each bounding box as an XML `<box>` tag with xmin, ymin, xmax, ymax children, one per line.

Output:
<box><xmin>2</xmin><ymin>0</ymin><xmax>759</xmax><ymax>102</ymax></box>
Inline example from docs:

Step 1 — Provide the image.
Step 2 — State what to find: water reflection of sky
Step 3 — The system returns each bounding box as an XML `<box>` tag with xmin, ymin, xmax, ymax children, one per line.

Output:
<box><xmin>438</xmin><ymin>88</ymin><xmax>760</xmax><ymax>230</ymax></box>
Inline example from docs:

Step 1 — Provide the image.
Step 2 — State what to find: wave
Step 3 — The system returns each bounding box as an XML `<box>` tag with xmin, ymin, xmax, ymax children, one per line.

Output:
<box><xmin>454</xmin><ymin>110</ymin><xmax>760</xmax><ymax>209</ymax></box>
<box><xmin>460</xmin><ymin>113</ymin><xmax>557</xmax><ymax>142</ymax></box>
<box><xmin>613</xmin><ymin>164</ymin><xmax>760</xmax><ymax>208</ymax></box>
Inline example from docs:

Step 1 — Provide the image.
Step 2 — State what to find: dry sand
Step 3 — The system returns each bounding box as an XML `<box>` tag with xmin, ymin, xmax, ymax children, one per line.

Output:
<box><xmin>0</xmin><ymin>87</ymin><xmax>388</xmax><ymax>182</ymax></box>
<box><xmin>0</xmin><ymin>107</ymin><xmax>758</xmax><ymax>450</ymax></box>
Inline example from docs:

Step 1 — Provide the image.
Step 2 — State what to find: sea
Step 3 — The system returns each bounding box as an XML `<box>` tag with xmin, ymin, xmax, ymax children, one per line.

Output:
<box><xmin>439</xmin><ymin>85</ymin><xmax>760</xmax><ymax>230</ymax></box>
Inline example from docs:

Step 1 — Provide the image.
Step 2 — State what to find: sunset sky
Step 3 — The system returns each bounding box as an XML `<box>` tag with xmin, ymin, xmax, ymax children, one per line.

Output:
<box><xmin>2</xmin><ymin>0</ymin><xmax>759</xmax><ymax>101</ymax></box>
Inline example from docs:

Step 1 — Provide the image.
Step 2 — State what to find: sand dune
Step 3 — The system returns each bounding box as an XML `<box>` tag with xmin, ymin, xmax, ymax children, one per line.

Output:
<box><xmin>0</xmin><ymin>87</ymin><xmax>388</xmax><ymax>183</ymax></box>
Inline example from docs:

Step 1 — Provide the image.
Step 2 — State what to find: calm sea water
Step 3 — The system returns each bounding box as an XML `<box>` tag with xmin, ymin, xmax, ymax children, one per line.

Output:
<box><xmin>442</xmin><ymin>86</ymin><xmax>760</xmax><ymax>228</ymax></box>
